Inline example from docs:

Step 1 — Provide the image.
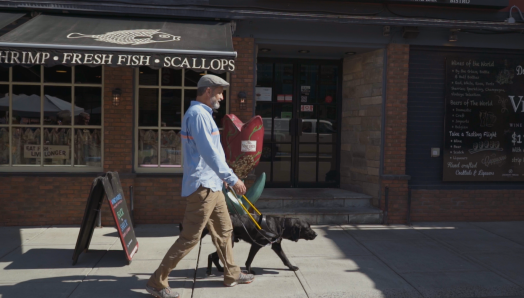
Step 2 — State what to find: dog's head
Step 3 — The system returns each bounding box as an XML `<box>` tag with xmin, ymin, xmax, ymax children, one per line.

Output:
<box><xmin>285</xmin><ymin>218</ymin><xmax>317</xmax><ymax>242</ymax></box>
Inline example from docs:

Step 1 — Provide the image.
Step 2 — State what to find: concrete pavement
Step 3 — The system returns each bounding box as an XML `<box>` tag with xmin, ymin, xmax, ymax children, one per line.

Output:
<box><xmin>1</xmin><ymin>222</ymin><xmax>524</xmax><ymax>298</ymax></box>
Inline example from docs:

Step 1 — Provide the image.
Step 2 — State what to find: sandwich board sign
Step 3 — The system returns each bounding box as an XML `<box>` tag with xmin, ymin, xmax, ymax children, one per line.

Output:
<box><xmin>72</xmin><ymin>172</ymin><xmax>138</xmax><ymax>265</ymax></box>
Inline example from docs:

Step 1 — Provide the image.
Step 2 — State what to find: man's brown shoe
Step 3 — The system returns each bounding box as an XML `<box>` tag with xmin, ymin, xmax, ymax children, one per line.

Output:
<box><xmin>223</xmin><ymin>272</ymin><xmax>255</xmax><ymax>287</ymax></box>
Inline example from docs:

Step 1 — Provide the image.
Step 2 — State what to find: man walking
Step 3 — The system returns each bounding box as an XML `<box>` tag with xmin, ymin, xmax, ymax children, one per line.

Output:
<box><xmin>146</xmin><ymin>75</ymin><xmax>254</xmax><ymax>298</ymax></box>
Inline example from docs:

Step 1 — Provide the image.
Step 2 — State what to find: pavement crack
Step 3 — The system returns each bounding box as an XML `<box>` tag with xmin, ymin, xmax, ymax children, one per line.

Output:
<box><xmin>294</xmin><ymin>270</ymin><xmax>310</xmax><ymax>298</ymax></box>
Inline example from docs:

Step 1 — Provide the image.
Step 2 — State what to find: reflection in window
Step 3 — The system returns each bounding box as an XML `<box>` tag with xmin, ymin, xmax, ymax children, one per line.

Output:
<box><xmin>13</xmin><ymin>65</ymin><xmax>41</xmax><ymax>83</ymax></box>
<box><xmin>44</xmin><ymin>65</ymin><xmax>72</xmax><ymax>83</ymax></box>
<box><xmin>160</xmin><ymin>130</ymin><xmax>181</xmax><ymax>167</ymax></box>
<box><xmin>138</xmin><ymin>129</ymin><xmax>158</xmax><ymax>167</ymax></box>
<box><xmin>184</xmin><ymin>89</ymin><xmax>197</xmax><ymax>114</ymax></box>
<box><xmin>75</xmin><ymin>129</ymin><xmax>101</xmax><ymax>167</ymax></box>
<box><xmin>139</xmin><ymin>66</ymin><xmax>159</xmax><ymax>86</ymax></box>
<box><xmin>44</xmin><ymin>86</ymin><xmax>72</xmax><ymax>125</ymax></box>
<box><xmin>139</xmin><ymin>89</ymin><xmax>159</xmax><ymax>127</ymax></box>
<box><xmin>75</xmin><ymin>66</ymin><xmax>102</xmax><ymax>84</ymax></box>
<box><xmin>161</xmin><ymin>89</ymin><xmax>182</xmax><ymax>127</ymax></box>
<box><xmin>0</xmin><ymin>84</ymin><xmax>8</xmax><ymax>124</ymax></box>
<box><xmin>75</xmin><ymin>87</ymin><xmax>102</xmax><ymax>126</ymax></box>
<box><xmin>161</xmin><ymin>68</ymin><xmax>182</xmax><ymax>86</ymax></box>
<box><xmin>43</xmin><ymin>128</ymin><xmax>71</xmax><ymax>165</ymax></box>
<box><xmin>256</xmin><ymin>63</ymin><xmax>273</xmax><ymax>87</ymax></box>
<box><xmin>185</xmin><ymin>69</ymin><xmax>205</xmax><ymax>87</ymax></box>
<box><xmin>0</xmin><ymin>65</ymin><xmax>103</xmax><ymax>170</ymax></box>
<box><xmin>0</xmin><ymin>67</ymin><xmax>8</xmax><ymax>82</ymax></box>
<box><xmin>0</xmin><ymin>127</ymin><xmax>8</xmax><ymax>165</ymax></box>
<box><xmin>12</xmin><ymin>127</ymin><xmax>41</xmax><ymax>165</ymax></box>
<box><xmin>12</xmin><ymin>85</ymin><xmax>41</xmax><ymax>125</ymax></box>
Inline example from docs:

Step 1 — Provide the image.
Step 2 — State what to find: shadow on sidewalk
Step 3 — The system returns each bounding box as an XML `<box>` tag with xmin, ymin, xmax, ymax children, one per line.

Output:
<box><xmin>0</xmin><ymin>273</ymin><xmax>198</xmax><ymax>298</ymax></box>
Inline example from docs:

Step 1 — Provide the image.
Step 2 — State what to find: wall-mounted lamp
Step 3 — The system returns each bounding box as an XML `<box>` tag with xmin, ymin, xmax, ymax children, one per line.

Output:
<box><xmin>507</xmin><ymin>5</ymin><xmax>524</xmax><ymax>23</ymax></box>
<box><xmin>449</xmin><ymin>29</ymin><xmax>460</xmax><ymax>42</ymax></box>
<box><xmin>238</xmin><ymin>91</ymin><xmax>247</xmax><ymax>110</ymax></box>
<box><xmin>112</xmin><ymin>88</ymin><xmax>122</xmax><ymax>106</ymax></box>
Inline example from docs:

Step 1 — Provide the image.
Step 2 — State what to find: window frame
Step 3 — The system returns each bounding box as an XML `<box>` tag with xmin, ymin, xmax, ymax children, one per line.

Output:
<box><xmin>134</xmin><ymin>68</ymin><xmax>230</xmax><ymax>173</ymax></box>
<box><xmin>0</xmin><ymin>66</ymin><xmax>104</xmax><ymax>173</ymax></box>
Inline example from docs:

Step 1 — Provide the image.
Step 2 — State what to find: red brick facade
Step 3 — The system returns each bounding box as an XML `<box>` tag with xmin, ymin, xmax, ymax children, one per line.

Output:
<box><xmin>229</xmin><ymin>37</ymin><xmax>255</xmax><ymax>123</ymax></box>
<box><xmin>381</xmin><ymin>44</ymin><xmax>410</xmax><ymax>224</ymax></box>
<box><xmin>411</xmin><ymin>190</ymin><xmax>524</xmax><ymax>222</ymax></box>
<box><xmin>0</xmin><ymin>38</ymin><xmax>255</xmax><ymax>226</ymax></box>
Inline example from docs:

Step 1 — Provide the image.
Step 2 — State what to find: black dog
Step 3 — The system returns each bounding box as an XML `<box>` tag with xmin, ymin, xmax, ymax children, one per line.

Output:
<box><xmin>181</xmin><ymin>214</ymin><xmax>317</xmax><ymax>275</ymax></box>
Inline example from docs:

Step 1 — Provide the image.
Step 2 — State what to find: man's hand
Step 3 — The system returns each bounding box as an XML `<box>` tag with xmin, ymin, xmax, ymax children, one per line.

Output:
<box><xmin>231</xmin><ymin>180</ymin><xmax>246</xmax><ymax>196</ymax></box>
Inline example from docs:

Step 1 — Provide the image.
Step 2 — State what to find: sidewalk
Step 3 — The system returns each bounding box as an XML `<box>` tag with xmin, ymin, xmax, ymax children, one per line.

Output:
<box><xmin>1</xmin><ymin>222</ymin><xmax>524</xmax><ymax>298</ymax></box>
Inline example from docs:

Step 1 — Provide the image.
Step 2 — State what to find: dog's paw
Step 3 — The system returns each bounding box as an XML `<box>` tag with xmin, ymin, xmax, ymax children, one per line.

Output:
<box><xmin>289</xmin><ymin>266</ymin><xmax>299</xmax><ymax>271</ymax></box>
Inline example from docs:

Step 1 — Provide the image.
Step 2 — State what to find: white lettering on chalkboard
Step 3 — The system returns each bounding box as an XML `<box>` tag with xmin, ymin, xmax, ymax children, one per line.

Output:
<box><xmin>517</xmin><ymin>65</ymin><xmax>524</xmax><ymax>76</ymax></box>
<box><xmin>508</xmin><ymin>96</ymin><xmax>524</xmax><ymax>112</ymax></box>
<box><xmin>481</xmin><ymin>155</ymin><xmax>506</xmax><ymax>167</ymax></box>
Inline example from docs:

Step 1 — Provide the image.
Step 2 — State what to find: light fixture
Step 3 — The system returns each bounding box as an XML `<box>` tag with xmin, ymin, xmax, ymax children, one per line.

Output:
<box><xmin>298</xmin><ymin>50</ymin><xmax>310</xmax><ymax>54</ymax></box>
<box><xmin>238</xmin><ymin>91</ymin><xmax>247</xmax><ymax>110</ymax></box>
<box><xmin>112</xmin><ymin>88</ymin><xmax>122</xmax><ymax>106</ymax></box>
<box><xmin>345</xmin><ymin>52</ymin><xmax>356</xmax><ymax>55</ymax></box>
<box><xmin>507</xmin><ymin>5</ymin><xmax>524</xmax><ymax>23</ymax></box>
<box><xmin>383</xmin><ymin>26</ymin><xmax>391</xmax><ymax>37</ymax></box>
<box><xmin>449</xmin><ymin>29</ymin><xmax>460</xmax><ymax>42</ymax></box>
<box><xmin>259</xmin><ymin>48</ymin><xmax>271</xmax><ymax>52</ymax></box>
<box><xmin>56</xmin><ymin>70</ymin><xmax>67</xmax><ymax>73</ymax></box>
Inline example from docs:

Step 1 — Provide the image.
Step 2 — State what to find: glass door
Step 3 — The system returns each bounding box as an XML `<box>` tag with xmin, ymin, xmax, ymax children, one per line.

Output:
<box><xmin>255</xmin><ymin>59</ymin><xmax>340</xmax><ymax>188</ymax></box>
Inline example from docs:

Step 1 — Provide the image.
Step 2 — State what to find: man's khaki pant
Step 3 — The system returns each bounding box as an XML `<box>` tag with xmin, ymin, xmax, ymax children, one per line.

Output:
<box><xmin>148</xmin><ymin>186</ymin><xmax>241</xmax><ymax>289</ymax></box>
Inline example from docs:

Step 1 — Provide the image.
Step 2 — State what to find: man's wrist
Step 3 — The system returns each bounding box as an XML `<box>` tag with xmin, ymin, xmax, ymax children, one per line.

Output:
<box><xmin>227</xmin><ymin>176</ymin><xmax>239</xmax><ymax>187</ymax></box>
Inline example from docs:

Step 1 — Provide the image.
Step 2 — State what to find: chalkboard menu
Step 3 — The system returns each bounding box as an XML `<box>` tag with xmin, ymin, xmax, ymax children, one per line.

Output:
<box><xmin>73</xmin><ymin>172</ymin><xmax>138</xmax><ymax>265</ymax></box>
<box><xmin>444</xmin><ymin>57</ymin><xmax>524</xmax><ymax>181</ymax></box>
<box><xmin>102</xmin><ymin>172</ymin><xmax>138</xmax><ymax>261</ymax></box>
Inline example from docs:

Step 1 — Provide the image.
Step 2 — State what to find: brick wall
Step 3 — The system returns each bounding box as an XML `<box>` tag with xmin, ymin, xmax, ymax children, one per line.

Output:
<box><xmin>411</xmin><ymin>190</ymin><xmax>524</xmax><ymax>222</ymax></box>
<box><xmin>229</xmin><ymin>37</ymin><xmax>255</xmax><ymax>123</ymax></box>
<box><xmin>381</xmin><ymin>44</ymin><xmax>410</xmax><ymax>224</ymax></box>
<box><xmin>104</xmin><ymin>67</ymin><xmax>134</xmax><ymax>173</ymax></box>
<box><xmin>341</xmin><ymin>49</ymin><xmax>384</xmax><ymax>205</ymax></box>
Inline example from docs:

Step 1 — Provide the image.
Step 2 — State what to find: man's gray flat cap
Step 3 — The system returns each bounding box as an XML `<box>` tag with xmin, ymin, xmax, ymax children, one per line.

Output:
<box><xmin>197</xmin><ymin>74</ymin><xmax>230</xmax><ymax>88</ymax></box>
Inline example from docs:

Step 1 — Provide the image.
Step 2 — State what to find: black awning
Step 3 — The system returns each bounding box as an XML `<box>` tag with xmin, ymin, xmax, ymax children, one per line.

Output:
<box><xmin>0</xmin><ymin>12</ymin><xmax>25</xmax><ymax>31</ymax></box>
<box><xmin>0</xmin><ymin>14</ymin><xmax>236</xmax><ymax>72</ymax></box>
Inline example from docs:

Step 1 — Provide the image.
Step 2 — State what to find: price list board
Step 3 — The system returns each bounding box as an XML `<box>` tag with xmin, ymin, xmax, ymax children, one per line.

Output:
<box><xmin>444</xmin><ymin>57</ymin><xmax>524</xmax><ymax>181</ymax></box>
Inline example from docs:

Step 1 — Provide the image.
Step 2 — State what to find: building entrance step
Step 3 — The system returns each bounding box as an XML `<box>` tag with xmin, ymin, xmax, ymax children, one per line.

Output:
<box><xmin>258</xmin><ymin>207</ymin><xmax>383</xmax><ymax>225</ymax></box>
<box><xmin>256</xmin><ymin>188</ymin><xmax>382</xmax><ymax>224</ymax></box>
<box><xmin>257</xmin><ymin>188</ymin><xmax>374</xmax><ymax>208</ymax></box>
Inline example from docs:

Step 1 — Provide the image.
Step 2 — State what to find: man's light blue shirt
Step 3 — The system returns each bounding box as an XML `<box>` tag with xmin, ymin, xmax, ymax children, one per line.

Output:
<box><xmin>181</xmin><ymin>101</ymin><xmax>238</xmax><ymax>197</ymax></box>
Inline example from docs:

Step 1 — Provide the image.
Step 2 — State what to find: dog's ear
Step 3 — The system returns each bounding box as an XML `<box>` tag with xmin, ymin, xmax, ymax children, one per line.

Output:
<box><xmin>291</xmin><ymin>220</ymin><xmax>302</xmax><ymax>242</ymax></box>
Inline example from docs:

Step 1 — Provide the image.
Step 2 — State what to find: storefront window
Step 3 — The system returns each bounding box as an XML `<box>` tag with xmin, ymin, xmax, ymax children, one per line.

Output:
<box><xmin>0</xmin><ymin>66</ymin><xmax>104</xmax><ymax>172</ymax></box>
<box><xmin>135</xmin><ymin>67</ymin><xmax>229</xmax><ymax>172</ymax></box>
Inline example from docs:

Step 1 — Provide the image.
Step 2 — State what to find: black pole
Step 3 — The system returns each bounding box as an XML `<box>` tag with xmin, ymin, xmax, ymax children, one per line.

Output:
<box><xmin>384</xmin><ymin>187</ymin><xmax>389</xmax><ymax>226</ymax></box>
<box><xmin>129</xmin><ymin>185</ymin><xmax>135</xmax><ymax>228</ymax></box>
<box><xmin>407</xmin><ymin>188</ymin><xmax>412</xmax><ymax>226</ymax></box>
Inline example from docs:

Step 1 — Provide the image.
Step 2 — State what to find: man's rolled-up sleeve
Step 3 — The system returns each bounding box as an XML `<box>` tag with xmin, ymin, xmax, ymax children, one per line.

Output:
<box><xmin>190</xmin><ymin>114</ymin><xmax>238</xmax><ymax>186</ymax></box>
